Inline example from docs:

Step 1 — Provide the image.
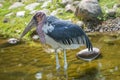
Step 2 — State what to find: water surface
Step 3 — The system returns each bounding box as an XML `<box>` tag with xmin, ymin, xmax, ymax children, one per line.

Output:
<box><xmin>0</xmin><ymin>32</ymin><xmax>120</xmax><ymax>80</ymax></box>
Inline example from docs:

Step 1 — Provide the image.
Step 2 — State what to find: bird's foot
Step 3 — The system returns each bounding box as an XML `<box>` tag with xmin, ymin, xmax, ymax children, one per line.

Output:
<box><xmin>56</xmin><ymin>65</ymin><xmax>60</xmax><ymax>70</ymax></box>
<box><xmin>64</xmin><ymin>64</ymin><xmax>68</xmax><ymax>71</ymax></box>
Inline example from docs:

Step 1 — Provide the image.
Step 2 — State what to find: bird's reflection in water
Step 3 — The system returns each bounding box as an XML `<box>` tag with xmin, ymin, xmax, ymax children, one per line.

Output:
<box><xmin>55</xmin><ymin>70</ymin><xmax>68</xmax><ymax>80</ymax></box>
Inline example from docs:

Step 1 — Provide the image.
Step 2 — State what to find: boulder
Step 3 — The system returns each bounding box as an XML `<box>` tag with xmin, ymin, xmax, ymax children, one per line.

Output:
<box><xmin>25</xmin><ymin>3</ymin><xmax>40</xmax><ymax>11</ymax></box>
<box><xmin>75</xmin><ymin>0</ymin><xmax>102</xmax><ymax>21</ymax></box>
<box><xmin>9</xmin><ymin>2</ymin><xmax>24</xmax><ymax>9</ymax></box>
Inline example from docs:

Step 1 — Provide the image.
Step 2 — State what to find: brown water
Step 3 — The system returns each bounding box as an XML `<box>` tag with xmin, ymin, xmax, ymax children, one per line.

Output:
<box><xmin>0</xmin><ymin>32</ymin><xmax>120</xmax><ymax>80</ymax></box>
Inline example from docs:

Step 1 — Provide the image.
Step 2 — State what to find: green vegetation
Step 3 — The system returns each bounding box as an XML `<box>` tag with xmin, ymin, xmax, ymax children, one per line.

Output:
<box><xmin>0</xmin><ymin>0</ymin><xmax>120</xmax><ymax>39</ymax></box>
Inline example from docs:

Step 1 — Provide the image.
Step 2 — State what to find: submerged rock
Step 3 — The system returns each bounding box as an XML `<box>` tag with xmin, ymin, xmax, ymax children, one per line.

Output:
<box><xmin>32</xmin><ymin>35</ymin><xmax>39</xmax><ymax>40</ymax></box>
<box><xmin>7</xmin><ymin>38</ymin><xmax>19</xmax><ymax>44</ymax></box>
<box><xmin>76</xmin><ymin>47</ymin><xmax>100</xmax><ymax>61</ymax></box>
<box><xmin>35</xmin><ymin>72</ymin><xmax>42</xmax><ymax>80</ymax></box>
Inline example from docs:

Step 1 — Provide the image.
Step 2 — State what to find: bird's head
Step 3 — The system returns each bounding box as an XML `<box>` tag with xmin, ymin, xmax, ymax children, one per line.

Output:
<box><xmin>20</xmin><ymin>11</ymin><xmax>47</xmax><ymax>39</ymax></box>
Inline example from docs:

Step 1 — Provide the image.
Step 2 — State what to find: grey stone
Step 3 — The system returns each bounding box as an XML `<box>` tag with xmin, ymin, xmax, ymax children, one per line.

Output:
<box><xmin>75</xmin><ymin>0</ymin><xmax>102</xmax><ymax>21</ymax></box>
<box><xmin>72</xmin><ymin>1</ymin><xmax>80</xmax><ymax>6</ymax></box>
<box><xmin>32</xmin><ymin>35</ymin><xmax>39</xmax><ymax>40</ymax></box>
<box><xmin>106</xmin><ymin>9</ymin><xmax>116</xmax><ymax>17</ymax></box>
<box><xmin>65</xmin><ymin>4</ymin><xmax>75</xmax><ymax>13</ymax></box>
<box><xmin>16</xmin><ymin>11</ymin><xmax>25</xmax><ymax>17</ymax></box>
<box><xmin>7</xmin><ymin>38</ymin><xmax>19</xmax><ymax>44</ymax></box>
<box><xmin>113</xmin><ymin>3</ymin><xmax>120</xmax><ymax>9</ymax></box>
<box><xmin>0</xmin><ymin>3</ymin><xmax>3</xmax><ymax>8</ymax></box>
<box><xmin>41</xmin><ymin>1</ymin><xmax>51</xmax><ymax>8</ymax></box>
<box><xmin>61</xmin><ymin>0</ymin><xmax>73</xmax><ymax>6</ymax></box>
<box><xmin>104</xmin><ymin>6</ymin><xmax>116</xmax><ymax>17</ymax></box>
<box><xmin>29</xmin><ymin>10</ymin><xmax>38</xmax><ymax>15</ymax></box>
<box><xmin>40</xmin><ymin>9</ymin><xmax>50</xmax><ymax>14</ymax></box>
<box><xmin>25</xmin><ymin>3</ymin><xmax>40</xmax><ymax>11</ymax></box>
<box><xmin>5</xmin><ymin>12</ymin><xmax>14</xmax><ymax>17</ymax></box>
<box><xmin>9</xmin><ymin>2</ymin><xmax>24</xmax><ymax>9</ymax></box>
<box><xmin>76</xmin><ymin>21</ymin><xmax>84</xmax><ymax>27</ymax></box>
<box><xmin>50</xmin><ymin>8</ymin><xmax>64</xmax><ymax>16</ymax></box>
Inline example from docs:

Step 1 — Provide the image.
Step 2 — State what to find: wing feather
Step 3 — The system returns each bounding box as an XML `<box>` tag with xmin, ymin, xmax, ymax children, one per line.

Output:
<box><xmin>46</xmin><ymin>20</ymin><xmax>93</xmax><ymax>51</ymax></box>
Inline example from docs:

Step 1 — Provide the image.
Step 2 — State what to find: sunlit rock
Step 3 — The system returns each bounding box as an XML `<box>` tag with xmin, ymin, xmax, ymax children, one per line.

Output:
<box><xmin>5</xmin><ymin>12</ymin><xmax>14</xmax><ymax>17</ymax></box>
<box><xmin>29</xmin><ymin>10</ymin><xmax>37</xmax><ymax>15</ymax></box>
<box><xmin>9</xmin><ymin>2</ymin><xmax>24</xmax><ymax>9</ymax></box>
<box><xmin>113</xmin><ymin>4</ymin><xmax>120</xmax><ymax>9</ymax></box>
<box><xmin>32</xmin><ymin>35</ymin><xmax>39</xmax><ymax>40</ymax></box>
<box><xmin>37</xmin><ymin>0</ymin><xmax>45</xmax><ymax>2</ymax></box>
<box><xmin>61</xmin><ymin>0</ymin><xmax>73</xmax><ymax>6</ymax></box>
<box><xmin>104</xmin><ymin>6</ymin><xmax>117</xmax><ymax>17</ymax></box>
<box><xmin>16</xmin><ymin>11</ymin><xmax>25</xmax><ymax>17</ymax></box>
<box><xmin>7</xmin><ymin>38</ymin><xmax>19</xmax><ymax>44</ymax></box>
<box><xmin>40</xmin><ymin>9</ymin><xmax>50</xmax><ymax>15</ymax></box>
<box><xmin>25</xmin><ymin>3</ymin><xmax>40</xmax><ymax>11</ymax></box>
<box><xmin>65</xmin><ymin>4</ymin><xmax>75</xmax><ymax>13</ymax></box>
<box><xmin>35</xmin><ymin>72</ymin><xmax>42</xmax><ymax>80</ymax></box>
<box><xmin>50</xmin><ymin>8</ymin><xmax>64</xmax><ymax>16</ymax></box>
<box><xmin>50</xmin><ymin>10</ymin><xmax>58</xmax><ymax>16</ymax></box>
<box><xmin>76</xmin><ymin>47</ymin><xmax>100</xmax><ymax>61</ymax></box>
<box><xmin>75</xmin><ymin>0</ymin><xmax>102</xmax><ymax>21</ymax></box>
<box><xmin>76</xmin><ymin>21</ymin><xmax>84</xmax><ymax>27</ymax></box>
<box><xmin>73</xmin><ymin>1</ymin><xmax>80</xmax><ymax>6</ymax></box>
<box><xmin>0</xmin><ymin>3</ymin><xmax>3</xmax><ymax>8</ymax></box>
<box><xmin>105</xmin><ymin>9</ymin><xmax>116</xmax><ymax>17</ymax></box>
<box><xmin>41</xmin><ymin>1</ymin><xmax>51</xmax><ymax>8</ymax></box>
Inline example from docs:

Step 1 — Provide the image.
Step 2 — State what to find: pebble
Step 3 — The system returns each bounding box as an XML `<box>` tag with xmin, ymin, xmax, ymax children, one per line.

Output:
<box><xmin>7</xmin><ymin>38</ymin><xmax>19</xmax><ymax>44</ymax></box>
<box><xmin>32</xmin><ymin>35</ymin><xmax>39</xmax><ymax>40</ymax></box>
<box><xmin>76</xmin><ymin>47</ymin><xmax>100</xmax><ymax>61</ymax></box>
<box><xmin>35</xmin><ymin>72</ymin><xmax>42</xmax><ymax>80</ymax></box>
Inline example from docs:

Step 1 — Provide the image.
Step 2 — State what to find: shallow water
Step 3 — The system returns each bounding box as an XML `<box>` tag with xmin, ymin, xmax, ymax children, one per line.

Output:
<box><xmin>0</xmin><ymin>32</ymin><xmax>120</xmax><ymax>80</ymax></box>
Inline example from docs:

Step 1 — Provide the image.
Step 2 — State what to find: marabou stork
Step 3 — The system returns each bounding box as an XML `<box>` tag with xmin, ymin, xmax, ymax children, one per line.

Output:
<box><xmin>20</xmin><ymin>11</ymin><xmax>93</xmax><ymax>70</ymax></box>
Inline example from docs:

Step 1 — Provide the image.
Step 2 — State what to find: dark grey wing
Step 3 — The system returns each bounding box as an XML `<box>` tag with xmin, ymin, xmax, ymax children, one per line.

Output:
<box><xmin>46</xmin><ymin>21</ymin><xmax>93</xmax><ymax>51</ymax></box>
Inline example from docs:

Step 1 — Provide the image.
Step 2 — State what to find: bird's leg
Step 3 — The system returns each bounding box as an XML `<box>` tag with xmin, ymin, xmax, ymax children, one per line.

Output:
<box><xmin>55</xmin><ymin>49</ymin><xmax>60</xmax><ymax>70</ymax></box>
<box><xmin>63</xmin><ymin>49</ymin><xmax>68</xmax><ymax>71</ymax></box>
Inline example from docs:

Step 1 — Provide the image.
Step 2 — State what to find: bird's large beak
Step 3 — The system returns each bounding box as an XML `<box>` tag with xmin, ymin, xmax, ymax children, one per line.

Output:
<box><xmin>20</xmin><ymin>17</ymin><xmax>36</xmax><ymax>39</ymax></box>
